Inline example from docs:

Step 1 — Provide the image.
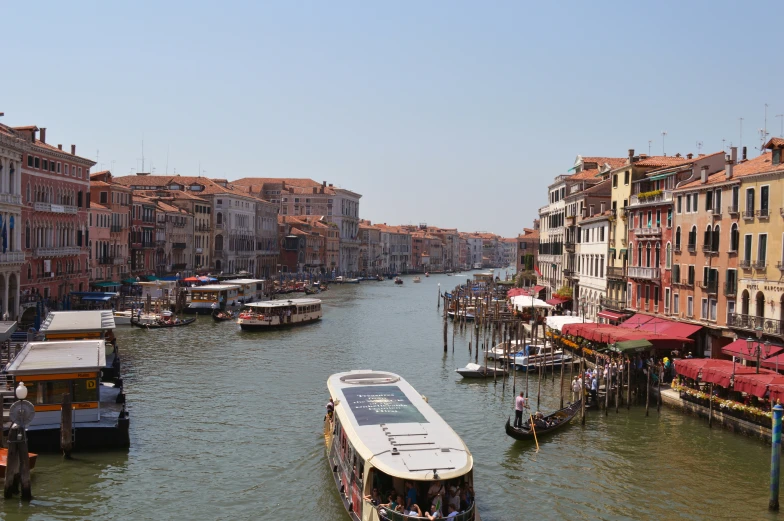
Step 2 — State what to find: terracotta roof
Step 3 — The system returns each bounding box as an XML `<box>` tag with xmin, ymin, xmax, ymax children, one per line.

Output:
<box><xmin>90</xmin><ymin>180</ymin><xmax>111</xmax><ymax>187</ymax></box>
<box><xmin>642</xmin><ymin>151</ymin><xmax>723</xmax><ymax>176</ymax></box>
<box><xmin>580</xmin><ymin>157</ymin><xmax>627</xmax><ymax>170</ymax></box>
<box><xmin>633</xmin><ymin>155</ymin><xmax>696</xmax><ymax>168</ymax></box>
<box><xmin>519</xmin><ymin>229</ymin><xmax>540</xmax><ymax>239</ymax></box>
<box><xmin>289</xmin><ymin>227</ymin><xmax>307</xmax><ymax>236</ymax></box>
<box><xmin>765</xmin><ymin>137</ymin><xmax>784</xmax><ymax>149</ymax></box>
<box><xmin>675</xmin><ymin>153</ymin><xmax>781</xmax><ymax>189</ymax></box>
<box><xmin>89</xmin><ymin>202</ymin><xmax>109</xmax><ymax>211</ymax></box>
<box><xmin>113</xmin><ymin>175</ymin><xmax>260</xmax><ymax>199</ymax></box>
<box><xmin>91</xmin><ymin>170</ymin><xmax>110</xmax><ymax>177</ymax></box>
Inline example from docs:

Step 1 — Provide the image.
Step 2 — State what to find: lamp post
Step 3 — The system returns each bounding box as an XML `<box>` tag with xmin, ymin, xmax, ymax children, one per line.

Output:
<box><xmin>747</xmin><ymin>326</ymin><xmax>772</xmax><ymax>374</ymax></box>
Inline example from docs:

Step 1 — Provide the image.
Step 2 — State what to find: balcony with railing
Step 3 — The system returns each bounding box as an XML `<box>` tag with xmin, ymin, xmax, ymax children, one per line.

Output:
<box><xmin>173</xmin><ymin>242</ymin><xmax>187</xmax><ymax>250</ymax></box>
<box><xmin>698</xmin><ymin>279</ymin><xmax>718</xmax><ymax>295</ymax></box>
<box><xmin>633</xmin><ymin>227</ymin><xmax>662</xmax><ymax>237</ymax></box>
<box><xmin>740</xmin><ymin>259</ymin><xmax>752</xmax><ymax>269</ymax></box>
<box><xmin>600</xmin><ymin>297</ymin><xmax>627</xmax><ymax>311</ymax></box>
<box><xmin>33</xmin><ymin>201</ymin><xmax>78</xmax><ymax>214</ymax></box>
<box><xmin>728</xmin><ymin>313</ymin><xmax>783</xmax><ymax>337</ymax></box>
<box><xmin>728</xmin><ymin>204</ymin><xmax>739</xmax><ymax>216</ymax></box>
<box><xmin>196</xmin><ymin>224</ymin><xmax>211</xmax><ymax>232</ymax></box>
<box><xmin>687</xmin><ymin>243</ymin><xmax>696</xmax><ymax>253</ymax></box>
<box><xmin>97</xmin><ymin>256</ymin><xmax>113</xmax><ymax>265</ymax></box>
<box><xmin>702</xmin><ymin>244</ymin><xmax>718</xmax><ymax>255</ymax></box>
<box><xmin>215</xmin><ymin>222</ymin><xmax>224</xmax><ymax>229</ymax></box>
<box><xmin>753</xmin><ymin>259</ymin><xmax>767</xmax><ymax>270</ymax></box>
<box><xmin>113</xmin><ymin>257</ymin><xmax>126</xmax><ymax>265</ymax></box>
<box><xmin>563</xmin><ymin>269</ymin><xmax>577</xmax><ymax>278</ymax></box>
<box><xmin>743</xmin><ymin>209</ymin><xmax>755</xmax><ymax>220</ymax></box>
<box><xmin>629</xmin><ymin>190</ymin><xmax>673</xmax><ymax>207</ymax></box>
<box><xmin>34</xmin><ymin>246</ymin><xmax>81</xmax><ymax>257</ymax></box>
<box><xmin>778</xmin><ymin>261</ymin><xmax>784</xmax><ymax>271</ymax></box>
<box><xmin>607</xmin><ymin>266</ymin><xmax>625</xmax><ymax>278</ymax></box>
<box><xmin>723</xmin><ymin>281</ymin><xmax>737</xmax><ymax>297</ymax></box>
<box><xmin>757</xmin><ymin>208</ymin><xmax>770</xmax><ymax>219</ymax></box>
<box><xmin>673</xmin><ymin>244</ymin><xmax>682</xmax><ymax>253</ymax></box>
<box><xmin>0</xmin><ymin>193</ymin><xmax>22</xmax><ymax>205</ymax></box>
<box><xmin>0</xmin><ymin>251</ymin><xmax>24</xmax><ymax>264</ymax></box>
<box><xmin>110</xmin><ymin>224</ymin><xmax>123</xmax><ymax>233</ymax></box>
<box><xmin>564</xmin><ymin>241</ymin><xmax>575</xmax><ymax>253</ymax></box>
<box><xmin>627</xmin><ymin>266</ymin><xmax>659</xmax><ymax>280</ymax></box>
<box><xmin>709</xmin><ymin>207</ymin><xmax>722</xmax><ymax>218</ymax></box>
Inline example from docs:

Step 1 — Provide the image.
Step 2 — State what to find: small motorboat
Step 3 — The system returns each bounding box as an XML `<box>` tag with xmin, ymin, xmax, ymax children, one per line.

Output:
<box><xmin>425</xmin><ymin>272</ymin><xmax>430</xmax><ymax>278</ymax></box>
<box><xmin>456</xmin><ymin>363</ymin><xmax>506</xmax><ymax>379</ymax></box>
<box><xmin>376</xmin><ymin>275</ymin><xmax>384</xmax><ymax>281</ymax></box>
<box><xmin>0</xmin><ymin>448</ymin><xmax>37</xmax><ymax>472</ymax></box>
<box><xmin>394</xmin><ymin>277</ymin><xmax>403</xmax><ymax>285</ymax></box>
<box><xmin>505</xmin><ymin>401</ymin><xmax>580</xmax><ymax>441</ymax></box>
<box><xmin>112</xmin><ymin>311</ymin><xmax>133</xmax><ymax>326</ymax></box>
<box><xmin>212</xmin><ymin>309</ymin><xmax>234</xmax><ymax>322</ymax></box>
<box><xmin>413</xmin><ymin>276</ymin><xmax>421</xmax><ymax>283</ymax></box>
<box><xmin>131</xmin><ymin>317</ymin><xmax>197</xmax><ymax>329</ymax></box>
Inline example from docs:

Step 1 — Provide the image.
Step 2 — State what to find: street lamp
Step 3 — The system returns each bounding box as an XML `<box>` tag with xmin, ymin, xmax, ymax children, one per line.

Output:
<box><xmin>15</xmin><ymin>381</ymin><xmax>27</xmax><ymax>400</ymax></box>
<box><xmin>746</xmin><ymin>326</ymin><xmax>772</xmax><ymax>374</ymax></box>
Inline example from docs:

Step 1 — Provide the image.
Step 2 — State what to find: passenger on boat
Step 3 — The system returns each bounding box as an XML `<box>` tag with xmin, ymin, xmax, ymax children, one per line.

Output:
<box><xmin>326</xmin><ymin>398</ymin><xmax>334</xmax><ymax>419</ymax></box>
<box><xmin>363</xmin><ymin>488</ymin><xmax>382</xmax><ymax>505</ymax></box>
<box><xmin>425</xmin><ymin>503</ymin><xmax>442</xmax><ymax>519</ymax></box>
<box><xmin>405</xmin><ymin>504</ymin><xmax>423</xmax><ymax>517</ymax></box>
<box><xmin>446</xmin><ymin>504</ymin><xmax>459</xmax><ymax>518</ymax></box>
<box><xmin>380</xmin><ymin>493</ymin><xmax>398</xmax><ymax>510</ymax></box>
<box><xmin>427</xmin><ymin>481</ymin><xmax>445</xmax><ymax>511</ymax></box>
<box><xmin>533</xmin><ymin>412</ymin><xmax>547</xmax><ymax>430</ymax></box>
<box><xmin>405</xmin><ymin>482</ymin><xmax>417</xmax><ymax>509</ymax></box>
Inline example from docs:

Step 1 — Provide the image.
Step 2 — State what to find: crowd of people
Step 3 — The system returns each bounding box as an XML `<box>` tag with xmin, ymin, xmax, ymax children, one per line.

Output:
<box><xmin>371</xmin><ymin>479</ymin><xmax>474</xmax><ymax>520</ymax></box>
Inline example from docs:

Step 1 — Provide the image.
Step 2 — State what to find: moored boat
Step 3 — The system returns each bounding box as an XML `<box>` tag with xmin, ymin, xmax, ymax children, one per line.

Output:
<box><xmin>130</xmin><ymin>316</ymin><xmax>197</xmax><ymax>328</ymax></box>
<box><xmin>413</xmin><ymin>276</ymin><xmax>421</xmax><ymax>283</ymax></box>
<box><xmin>456</xmin><ymin>363</ymin><xmax>506</xmax><ymax>379</ymax></box>
<box><xmin>505</xmin><ymin>401</ymin><xmax>580</xmax><ymax>441</ymax></box>
<box><xmin>112</xmin><ymin>310</ymin><xmax>133</xmax><ymax>326</ymax></box>
<box><xmin>394</xmin><ymin>277</ymin><xmax>403</xmax><ymax>285</ymax></box>
<box><xmin>236</xmin><ymin>298</ymin><xmax>322</xmax><ymax>331</ymax></box>
<box><xmin>0</xmin><ymin>448</ymin><xmax>37</xmax><ymax>473</ymax></box>
<box><xmin>325</xmin><ymin>370</ymin><xmax>477</xmax><ymax>520</ymax></box>
<box><xmin>212</xmin><ymin>309</ymin><xmax>235</xmax><ymax>322</ymax></box>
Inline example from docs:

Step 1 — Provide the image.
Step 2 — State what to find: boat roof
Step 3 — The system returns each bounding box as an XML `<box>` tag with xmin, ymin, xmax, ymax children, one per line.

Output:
<box><xmin>222</xmin><ymin>278</ymin><xmax>265</xmax><ymax>285</ymax></box>
<box><xmin>0</xmin><ymin>321</ymin><xmax>17</xmax><ymax>342</ymax></box>
<box><xmin>190</xmin><ymin>284</ymin><xmax>240</xmax><ymax>291</ymax></box>
<box><xmin>245</xmin><ymin>298</ymin><xmax>321</xmax><ymax>308</ymax></box>
<box><xmin>39</xmin><ymin>310</ymin><xmax>115</xmax><ymax>334</ymax></box>
<box><xmin>8</xmin><ymin>340</ymin><xmax>106</xmax><ymax>375</ymax></box>
<box><xmin>327</xmin><ymin>370</ymin><xmax>472</xmax><ymax>481</ymax></box>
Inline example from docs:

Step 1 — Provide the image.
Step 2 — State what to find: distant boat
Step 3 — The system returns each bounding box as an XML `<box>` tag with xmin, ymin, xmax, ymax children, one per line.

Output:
<box><xmin>394</xmin><ymin>277</ymin><xmax>404</xmax><ymax>285</ymax></box>
<box><xmin>456</xmin><ymin>362</ymin><xmax>506</xmax><ymax>379</ymax></box>
<box><xmin>413</xmin><ymin>276</ymin><xmax>421</xmax><ymax>283</ymax></box>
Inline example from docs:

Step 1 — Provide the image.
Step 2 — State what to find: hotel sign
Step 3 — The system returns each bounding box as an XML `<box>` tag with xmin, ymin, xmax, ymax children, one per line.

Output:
<box><xmin>744</xmin><ymin>281</ymin><xmax>784</xmax><ymax>292</ymax></box>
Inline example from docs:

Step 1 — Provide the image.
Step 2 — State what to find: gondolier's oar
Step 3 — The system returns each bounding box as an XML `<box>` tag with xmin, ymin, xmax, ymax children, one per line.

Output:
<box><xmin>529</xmin><ymin>414</ymin><xmax>539</xmax><ymax>452</ymax></box>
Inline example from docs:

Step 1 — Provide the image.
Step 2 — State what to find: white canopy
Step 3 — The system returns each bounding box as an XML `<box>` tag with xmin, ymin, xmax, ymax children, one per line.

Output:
<box><xmin>545</xmin><ymin>315</ymin><xmax>593</xmax><ymax>331</ymax></box>
<box><xmin>510</xmin><ymin>295</ymin><xmax>553</xmax><ymax>310</ymax></box>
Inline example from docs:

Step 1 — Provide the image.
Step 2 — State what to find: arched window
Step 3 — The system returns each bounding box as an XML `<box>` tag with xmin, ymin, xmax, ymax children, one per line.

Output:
<box><xmin>675</xmin><ymin>227</ymin><xmax>681</xmax><ymax>250</ymax></box>
<box><xmin>26</xmin><ymin>183</ymin><xmax>30</xmax><ymax>203</ymax></box>
<box><xmin>704</xmin><ymin>224</ymin><xmax>712</xmax><ymax>250</ymax></box>
<box><xmin>689</xmin><ymin>226</ymin><xmax>697</xmax><ymax>250</ymax></box>
<box><xmin>712</xmin><ymin>224</ymin><xmax>720</xmax><ymax>253</ymax></box>
<box><xmin>730</xmin><ymin>223</ymin><xmax>739</xmax><ymax>252</ymax></box>
<box><xmin>24</xmin><ymin>221</ymin><xmax>30</xmax><ymax>250</ymax></box>
<box><xmin>665</xmin><ymin>242</ymin><xmax>672</xmax><ymax>269</ymax></box>
<box><xmin>216</xmin><ymin>212</ymin><xmax>223</xmax><ymax>225</ymax></box>
<box><xmin>655</xmin><ymin>242</ymin><xmax>660</xmax><ymax>267</ymax></box>
<box><xmin>756</xmin><ymin>291</ymin><xmax>766</xmax><ymax>320</ymax></box>
<box><xmin>646</xmin><ymin>243</ymin><xmax>651</xmax><ymax>267</ymax></box>
<box><xmin>638</xmin><ymin>243</ymin><xmax>643</xmax><ymax>267</ymax></box>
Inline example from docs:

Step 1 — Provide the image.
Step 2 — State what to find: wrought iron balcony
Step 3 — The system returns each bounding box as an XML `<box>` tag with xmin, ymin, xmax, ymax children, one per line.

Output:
<box><xmin>687</xmin><ymin>244</ymin><xmax>696</xmax><ymax>253</ymax></box>
<box><xmin>702</xmin><ymin>245</ymin><xmax>718</xmax><ymax>255</ymax></box>
<box><xmin>757</xmin><ymin>208</ymin><xmax>770</xmax><ymax>219</ymax></box>
<box><xmin>753</xmin><ymin>259</ymin><xmax>767</xmax><ymax>270</ymax></box>
<box><xmin>564</xmin><ymin>241</ymin><xmax>575</xmax><ymax>253</ymax></box>
<box><xmin>629</xmin><ymin>190</ymin><xmax>672</xmax><ymax>206</ymax></box>
<box><xmin>110</xmin><ymin>224</ymin><xmax>123</xmax><ymax>233</ymax></box>
<box><xmin>778</xmin><ymin>261</ymin><xmax>784</xmax><ymax>271</ymax></box>
<box><xmin>740</xmin><ymin>259</ymin><xmax>752</xmax><ymax>269</ymax></box>
<box><xmin>743</xmin><ymin>209</ymin><xmax>755</xmax><ymax>220</ymax></box>
<box><xmin>728</xmin><ymin>205</ymin><xmax>739</xmax><ymax>216</ymax></box>
<box><xmin>698</xmin><ymin>280</ymin><xmax>718</xmax><ymax>295</ymax></box>
<box><xmin>709</xmin><ymin>207</ymin><xmax>722</xmax><ymax>218</ymax></box>
<box><xmin>723</xmin><ymin>281</ymin><xmax>737</xmax><ymax>297</ymax></box>
<box><xmin>607</xmin><ymin>266</ymin><xmax>625</xmax><ymax>278</ymax></box>
<box><xmin>673</xmin><ymin>244</ymin><xmax>682</xmax><ymax>253</ymax></box>
<box><xmin>728</xmin><ymin>313</ymin><xmax>783</xmax><ymax>337</ymax></box>
<box><xmin>600</xmin><ymin>297</ymin><xmax>627</xmax><ymax>311</ymax></box>
<box><xmin>627</xmin><ymin>266</ymin><xmax>659</xmax><ymax>280</ymax></box>
<box><xmin>563</xmin><ymin>269</ymin><xmax>577</xmax><ymax>278</ymax></box>
<box><xmin>97</xmin><ymin>257</ymin><xmax>113</xmax><ymax>265</ymax></box>
<box><xmin>173</xmin><ymin>242</ymin><xmax>187</xmax><ymax>249</ymax></box>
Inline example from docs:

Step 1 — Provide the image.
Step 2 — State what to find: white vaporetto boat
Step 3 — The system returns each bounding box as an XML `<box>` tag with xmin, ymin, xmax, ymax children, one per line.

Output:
<box><xmin>325</xmin><ymin>370</ymin><xmax>477</xmax><ymax>521</ymax></box>
<box><xmin>236</xmin><ymin>298</ymin><xmax>322</xmax><ymax>331</ymax></box>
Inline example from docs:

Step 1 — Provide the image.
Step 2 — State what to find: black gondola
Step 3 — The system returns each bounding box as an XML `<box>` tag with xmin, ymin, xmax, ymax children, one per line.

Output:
<box><xmin>504</xmin><ymin>400</ymin><xmax>580</xmax><ymax>440</ymax></box>
<box><xmin>212</xmin><ymin>309</ymin><xmax>234</xmax><ymax>322</ymax></box>
<box><xmin>130</xmin><ymin>317</ymin><xmax>197</xmax><ymax>329</ymax></box>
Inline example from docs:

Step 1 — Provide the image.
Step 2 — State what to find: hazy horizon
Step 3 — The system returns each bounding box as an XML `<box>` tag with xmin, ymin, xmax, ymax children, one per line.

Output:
<box><xmin>4</xmin><ymin>1</ymin><xmax>783</xmax><ymax>237</ymax></box>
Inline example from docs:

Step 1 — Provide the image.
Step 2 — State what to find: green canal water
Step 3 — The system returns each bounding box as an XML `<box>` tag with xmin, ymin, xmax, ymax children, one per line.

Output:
<box><xmin>1</xmin><ymin>271</ymin><xmax>777</xmax><ymax>520</ymax></box>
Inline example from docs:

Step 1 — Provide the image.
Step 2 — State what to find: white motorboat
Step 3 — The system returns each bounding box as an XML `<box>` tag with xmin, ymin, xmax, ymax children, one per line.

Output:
<box><xmin>456</xmin><ymin>362</ymin><xmax>506</xmax><ymax>379</ymax></box>
<box><xmin>413</xmin><ymin>276</ymin><xmax>421</xmax><ymax>283</ymax></box>
<box><xmin>112</xmin><ymin>310</ymin><xmax>133</xmax><ymax>326</ymax></box>
<box><xmin>484</xmin><ymin>339</ymin><xmax>525</xmax><ymax>361</ymax></box>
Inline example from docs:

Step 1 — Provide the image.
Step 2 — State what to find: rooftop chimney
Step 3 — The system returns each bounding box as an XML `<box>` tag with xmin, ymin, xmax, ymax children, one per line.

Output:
<box><xmin>743</xmin><ymin>146</ymin><xmax>747</xmax><ymax>161</ymax></box>
<box><xmin>731</xmin><ymin>146</ymin><xmax>738</xmax><ymax>164</ymax></box>
<box><xmin>628</xmin><ymin>149</ymin><xmax>635</xmax><ymax>164</ymax></box>
<box><xmin>71</xmin><ymin>144</ymin><xmax>76</xmax><ymax>155</ymax></box>
<box><xmin>322</xmin><ymin>181</ymin><xmax>326</xmax><ymax>187</ymax></box>
<box><xmin>57</xmin><ymin>144</ymin><xmax>62</xmax><ymax>150</ymax></box>
<box><xmin>686</xmin><ymin>153</ymin><xmax>693</xmax><ymax>159</ymax></box>
<box><xmin>700</xmin><ymin>165</ymin><xmax>709</xmax><ymax>184</ymax></box>
<box><xmin>725</xmin><ymin>154</ymin><xmax>734</xmax><ymax>179</ymax></box>
<box><xmin>39</xmin><ymin>128</ymin><xmax>46</xmax><ymax>144</ymax></box>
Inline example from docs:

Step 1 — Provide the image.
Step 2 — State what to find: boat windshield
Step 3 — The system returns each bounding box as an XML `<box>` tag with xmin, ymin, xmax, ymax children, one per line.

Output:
<box><xmin>368</xmin><ymin>468</ymin><xmax>475</xmax><ymax>521</ymax></box>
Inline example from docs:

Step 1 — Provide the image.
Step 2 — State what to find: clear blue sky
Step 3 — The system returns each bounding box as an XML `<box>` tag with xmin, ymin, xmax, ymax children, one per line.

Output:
<box><xmin>3</xmin><ymin>1</ymin><xmax>782</xmax><ymax>237</ymax></box>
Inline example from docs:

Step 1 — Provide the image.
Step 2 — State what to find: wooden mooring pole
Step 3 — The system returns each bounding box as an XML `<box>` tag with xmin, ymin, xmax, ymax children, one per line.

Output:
<box><xmin>645</xmin><ymin>364</ymin><xmax>651</xmax><ymax>417</ymax></box>
<box><xmin>443</xmin><ymin>318</ymin><xmax>448</xmax><ymax>353</ymax></box>
<box><xmin>61</xmin><ymin>393</ymin><xmax>73</xmax><ymax>458</ymax></box>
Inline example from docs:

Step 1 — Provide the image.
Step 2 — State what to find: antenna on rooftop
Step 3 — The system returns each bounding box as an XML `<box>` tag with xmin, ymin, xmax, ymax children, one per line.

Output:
<box><xmin>777</xmin><ymin>114</ymin><xmax>784</xmax><ymax>138</ymax></box>
<box><xmin>696</xmin><ymin>141</ymin><xmax>703</xmax><ymax>154</ymax></box>
<box><xmin>166</xmin><ymin>145</ymin><xmax>170</xmax><ymax>174</ymax></box>
<box><xmin>648</xmin><ymin>140</ymin><xmax>652</xmax><ymax>155</ymax></box>
<box><xmin>661</xmin><ymin>131</ymin><xmax>667</xmax><ymax>156</ymax></box>
<box><xmin>739</xmin><ymin>117</ymin><xmax>744</xmax><ymax>155</ymax></box>
<box><xmin>722</xmin><ymin>138</ymin><xmax>726</xmax><ymax>152</ymax></box>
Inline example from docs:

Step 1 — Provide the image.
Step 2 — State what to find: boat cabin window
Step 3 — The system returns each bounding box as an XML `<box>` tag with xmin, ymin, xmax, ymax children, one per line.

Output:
<box><xmin>370</xmin><ymin>468</ymin><xmax>475</xmax><ymax>520</ymax></box>
<box><xmin>22</xmin><ymin>376</ymin><xmax>99</xmax><ymax>405</ymax></box>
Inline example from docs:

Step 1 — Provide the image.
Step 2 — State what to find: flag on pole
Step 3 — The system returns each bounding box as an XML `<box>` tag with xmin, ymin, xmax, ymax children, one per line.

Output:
<box><xmin>534</xmin><ymin>264</ymin><xmax>542</xmax><ymax>277</ymax></box>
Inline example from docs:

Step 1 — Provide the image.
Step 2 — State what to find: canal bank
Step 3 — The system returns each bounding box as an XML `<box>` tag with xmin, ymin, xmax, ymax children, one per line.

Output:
<box><xmin>0</xmin><ymin>271</ymin><xmax>779</xmax><ymax>520</ymax></box>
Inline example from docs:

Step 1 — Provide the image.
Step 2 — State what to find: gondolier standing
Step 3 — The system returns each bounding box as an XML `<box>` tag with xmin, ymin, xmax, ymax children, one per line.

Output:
<box><xmin>514</xmin><ymin>392</ymin><xmax>527</xmax><ymax>428</ymax></box>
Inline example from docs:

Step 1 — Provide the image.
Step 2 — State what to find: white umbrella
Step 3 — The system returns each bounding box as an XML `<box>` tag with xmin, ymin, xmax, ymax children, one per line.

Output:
<box><xmin>545</xmin><ymin>315</ymin><xmax>593</xmax><ymax>331</ymax></box>
<box><xmin>510</xmin><ymin>295</ymin><xmax>553</xmax><ymax>310</ymax></box>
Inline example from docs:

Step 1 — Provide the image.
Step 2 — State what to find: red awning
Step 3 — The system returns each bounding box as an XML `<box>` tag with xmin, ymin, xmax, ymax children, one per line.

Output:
<box><xmin>770</xmin><ymin>385</ymin><xmax>784</xmax><ymax>404</ymax></box>
<box><xmin>619</xmin><ymin>314</ymin><xmax>656</xmax><ymax>329</ymax></box>
<box><xmin>658</xmin><ymin>322</ymin><xmax>702</xmax><ymax>338</ymax></box>
<box><xmin>532</xmin><ymin>285</ymin><xmax>545</xmax><ymax>294</ymax></box>
<box><xmin>506</xmin><ymin>288</ymin><xmax>528</xmax><ymax>298</ymax></box>
<box><xmin>546</xmin><ymin>296</ymin><xmax>570</xmax><ymax>306</ymax></box>
<box><xmin>762</xmin><ymin>353</ymin><xmax>784</xmax><ymax>370</ymax></box>
<box><xmin>561</xmin><ymin>322</ymin><xmax>695</xmax><ymax>348</ymax></box>
<box><xmin>734</xmin><ymin>373</ymin><xmax>784</xmax><ymax>398</ymax></box>
<box><xmin>722</xmin><ymin>339</ymin><xmax>784</xmax><ymax>362</ymax></box>
<box><xmin>597</xmin><ymin>310</ymin><xmax>625</xmax><ymax>321</ymax></box>
<box><xmin>701</xmin><ymin>363</ymin><xmax>775</xmax><ymax>388</ymax></box>
<box><xmin>674</xmin><ymin>358</ymin><xmax>730</xmax><ymax>381</ymax></box>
